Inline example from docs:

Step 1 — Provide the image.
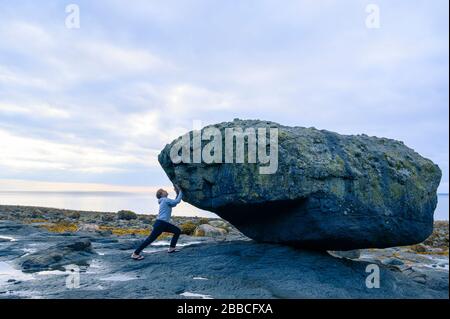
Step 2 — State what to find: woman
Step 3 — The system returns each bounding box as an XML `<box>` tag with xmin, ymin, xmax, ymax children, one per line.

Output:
<box><xmin>131</xmin><ymin>184</ymin><xmax>183</xmax><ymax>260</ymax></box>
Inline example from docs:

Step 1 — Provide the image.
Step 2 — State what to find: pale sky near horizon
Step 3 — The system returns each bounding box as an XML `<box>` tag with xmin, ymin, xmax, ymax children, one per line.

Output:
<box><xmin>0</xmin><ymin>0</ymin><xmax>448</xmax><ymax>202</ymax></box>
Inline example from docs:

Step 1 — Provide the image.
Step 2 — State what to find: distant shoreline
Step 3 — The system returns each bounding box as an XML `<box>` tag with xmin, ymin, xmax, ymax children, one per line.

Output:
<box><xmin>0</xmin><ymin>202</ymin><xmax>448</xmax><ymax>220</ymax></box>
<box><xmin>0</xmin><ymin>191</ymin><xmax>218</xmax><ymax>218</ymax></box>
<box><xmin>0</xmin><ymin>204</ymin><xmax>217</xmax><ymax>219</ymax></box>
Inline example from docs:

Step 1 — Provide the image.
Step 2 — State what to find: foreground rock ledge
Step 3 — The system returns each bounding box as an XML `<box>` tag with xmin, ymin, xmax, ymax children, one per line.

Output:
<box><xmin>159</xmin><ymin>119</ymin><xmax>441</xmax><ymax>250</ymax></box>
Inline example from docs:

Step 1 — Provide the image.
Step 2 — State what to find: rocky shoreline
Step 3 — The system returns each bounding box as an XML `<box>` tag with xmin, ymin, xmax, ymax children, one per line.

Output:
<box><xmin>0</xmin><ymin>205</ymin><xmax>240</xmax><ymax>239</ymax></box>
<box><xmin>0</xmin><ymin>205</ymin><xmax>448</xmax><ymax>299</ymax></box>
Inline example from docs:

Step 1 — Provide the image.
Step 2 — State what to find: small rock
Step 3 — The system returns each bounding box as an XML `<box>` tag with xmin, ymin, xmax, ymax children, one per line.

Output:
<box><xmin>411</xmin><ymin>275</ymin><xmax>427</xmax><ymax>284</ymax></box>
<box><xmin>410</xmin><ymin>244</ymin><xmax>428</xmax><ymax>253</ymax></box>
<box><xmin>17</xmin><ymin>238</ymin><xmax>94</xmax><ymax>272</ymax></box>
<box><xmin>77</xmin><ymin>223</ymin><xmax>100</xmax><ymax>232</ymax></box>
<box><xmin>208</xmin><ymin>220</ymin><xmax>228</xmax><ymax>228</ymax></box>
<box><xmin>174</xmin><ymin>288</ymin><xmax>185</xmax><ymax>294</ymax></box>
<box><xmin>194</xmin><ymin>224</ymin><xmax>227</xmax><ymax>237</ymax></box>
<box><xmin>328</xmin><ymin>250</ymin><xmax>361</xmax><ymax>259</ymax></box>
<box><xmin>96</xmin><ymin>229</ymin><xmax>113</xmax><ymax>236</ymax></box>
<box><xmin>382</xmin><ymin>257</ymin><xmax>405</xmax><ymax>266</ymax></box>
<box><xmin>117</xmin><ymin>210</ymin><xmax>137</xmax><ymax>220</ymax></box>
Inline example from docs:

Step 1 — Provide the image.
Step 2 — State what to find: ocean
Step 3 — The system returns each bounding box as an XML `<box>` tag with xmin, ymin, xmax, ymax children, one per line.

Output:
<box><xmin>0</xmin><ymin>191</ymin><xmax>448</xmax><ymax>220</ymax></box>
<box><xmin>0</xmin><ymin>191</ymin><xmax>217</xmax><ymax>218</ymax></box>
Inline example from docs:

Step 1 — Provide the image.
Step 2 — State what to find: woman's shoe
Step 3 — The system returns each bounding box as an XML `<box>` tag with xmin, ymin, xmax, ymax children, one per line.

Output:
<box><xmin>131</xmin><ymin>253</ymin><xmax>144</xmax><ymax>260</ymax></box>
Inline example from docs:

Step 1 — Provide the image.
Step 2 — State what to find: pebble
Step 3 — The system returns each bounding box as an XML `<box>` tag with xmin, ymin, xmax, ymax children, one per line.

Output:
<box><xmin>382</xmin><ymin>257</ymin><xmax>404</xmax><ymax>266</ymax></box>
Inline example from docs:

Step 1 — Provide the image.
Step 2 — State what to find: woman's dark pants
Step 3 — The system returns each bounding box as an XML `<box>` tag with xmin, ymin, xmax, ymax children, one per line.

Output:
<box><xmin>134</xmin><ymin>219</ymin><xmax>181</xmax><ymax>254</ymax></box>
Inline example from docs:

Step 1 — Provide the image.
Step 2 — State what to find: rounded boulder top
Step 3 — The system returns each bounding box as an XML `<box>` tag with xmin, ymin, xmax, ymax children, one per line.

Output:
<box><xmin>159</xmin><ymin>119</ymin><xmax>441</xmax><ymax>250</ymax></box>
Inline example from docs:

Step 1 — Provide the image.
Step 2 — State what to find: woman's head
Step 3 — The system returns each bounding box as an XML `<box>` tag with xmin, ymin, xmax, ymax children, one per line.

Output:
<box><xmin>156</xmin><ymin>188</ymin><xmax>168</xmax><ymax>199</ymax></box>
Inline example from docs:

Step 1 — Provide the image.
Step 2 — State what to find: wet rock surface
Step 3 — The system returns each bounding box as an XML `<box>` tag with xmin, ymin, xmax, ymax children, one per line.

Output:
<box><xmin>159</xmin><ymin>119</ymin><xmax>442</xmax><ymax>250</ymax></box>
<box><xmin>17</xmin><ymin>239</ymin><xmax>95</xmax><ymax>273</ymax></box>
<box><xmin>0</xmin><ymin>215</ymin><xmax>448</xmax><ymax>299</ymax></box>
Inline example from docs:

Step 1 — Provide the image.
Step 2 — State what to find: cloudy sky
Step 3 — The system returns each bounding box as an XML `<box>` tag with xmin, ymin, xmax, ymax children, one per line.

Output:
<box><xmin>0</xmin><ymin>0</ymin><xmax>448</xmax><ymax>205</ymax></box>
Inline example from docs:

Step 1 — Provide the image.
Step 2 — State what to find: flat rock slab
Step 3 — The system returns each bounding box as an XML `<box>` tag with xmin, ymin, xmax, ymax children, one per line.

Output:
<box><xmin>3</xmin><ymin>240</ymin><xmax>446</xmax><ymax>299</ymax></box>
<box><xmin>16</xmin><ymin>238</ymin><xmax>95</xmax><ymax>273</ymax></box>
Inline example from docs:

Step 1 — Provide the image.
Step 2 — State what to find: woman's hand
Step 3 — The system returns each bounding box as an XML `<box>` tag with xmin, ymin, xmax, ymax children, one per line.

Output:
<box><xmin>173</xmin><ymin>184</ymin><xmax>180</xmax><ymax>194</ymax></box>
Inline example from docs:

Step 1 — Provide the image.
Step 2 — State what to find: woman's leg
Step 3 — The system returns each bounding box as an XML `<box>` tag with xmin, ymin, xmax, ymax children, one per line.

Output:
<box><xmin>164</xmin><ymin>222</ymin><xmax>181</xmax><ymax>248</ymax></box>
<box><xmin>134</xmin><ymin>221</ymin><xmax>164</xmax><ymax>255</ymax></box>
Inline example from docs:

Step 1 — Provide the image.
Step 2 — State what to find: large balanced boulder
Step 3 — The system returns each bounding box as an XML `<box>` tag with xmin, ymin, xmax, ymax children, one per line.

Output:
<box><xmin>159</xmin><ymin>119</ymin><xmax>441</xmax><ymax>250</ymax></box>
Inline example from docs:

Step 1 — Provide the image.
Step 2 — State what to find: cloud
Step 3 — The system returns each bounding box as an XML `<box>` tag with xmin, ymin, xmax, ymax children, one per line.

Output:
<box><xmin>165</xmin><ymin>84</ymin><xmax>235</xmax><ymax>114</ymax></box>
<box><xmin>0</xmin><ymin>102</ymin><xmax>70</xmax><ymax>119</ymax></box>
<box><xmin>44</xmin><ymin>40</ymin><xmax>173</xmax><ymax>85</ymax></box>
<box><xmin>0</xmin><ymin>178</ymin><xmax>160</xmax><ymax>192</ymax></box>
<box><xmin>0</xmin><ymin>0</ymin><xmax>447</xmax><ymax>198</ymax></box>
<box><xmin>0</xmin><ymin>129</ymin><xmax>158</xmax><ymax>173</ymax></box>
<box><xmin>0</xmin><ymin>21</ymin><xmax>55</xmax><ymax>52</ymax></box>
<box><xmin>78</xmin><ymin>41</ymin><xmax>167</xmax><ymax>73</ymax></box>
<box><xmin>0</xmin><ymin>65</ymin><xmax>51</xmax><ymax>90</ymax></box>
<box><xmin>0</xmin><ymin>19</ymin><xmax>173</xmax><ymax>91</ymax></box>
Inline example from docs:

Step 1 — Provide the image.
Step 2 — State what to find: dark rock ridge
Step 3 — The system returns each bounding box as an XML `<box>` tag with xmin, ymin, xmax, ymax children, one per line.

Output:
<box><xmin>17</xmin><ymin>238</ymin><xmax>95</xmax><ymax>273</ymax></box>
<box><xmin>0</xmin><ymin>220</ymin><xmax>448</xmax><ymax>298</ymax></box>
<box><xmin>159</xmin><ymin>119</ymin><xmax>441</xmax><ymax>250</ymax></box>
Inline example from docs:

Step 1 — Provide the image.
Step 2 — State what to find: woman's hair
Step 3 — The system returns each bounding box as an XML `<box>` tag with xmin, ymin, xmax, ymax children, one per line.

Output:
<box><xmin>156</xmin><ymin>189</ymin><xmax>166</xmax><ymax>199</ymax></box>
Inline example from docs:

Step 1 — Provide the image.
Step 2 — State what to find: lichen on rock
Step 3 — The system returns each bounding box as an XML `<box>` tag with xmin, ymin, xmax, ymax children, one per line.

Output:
<box><xmin>159</xmin><ymin>119</ymin><xmax>442</xmax><ymax>250</ymax></box>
